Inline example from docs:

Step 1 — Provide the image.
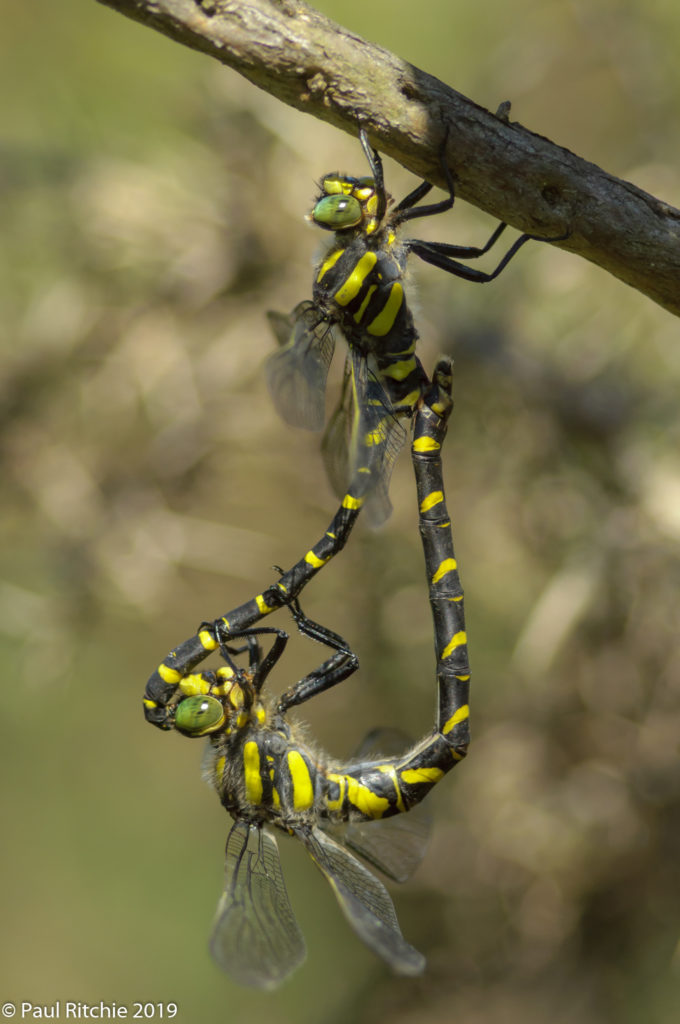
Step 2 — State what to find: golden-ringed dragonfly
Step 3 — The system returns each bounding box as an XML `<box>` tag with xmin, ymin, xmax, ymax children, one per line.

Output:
<box><xmin>267</xmin><ymin>127</ymin><xmax>567</xmax><ymax>524</ymax></box>
<box><xmin>143</xmin><ymin>361</ymin><xmax>470</xmax><ymax>986</ymax></box>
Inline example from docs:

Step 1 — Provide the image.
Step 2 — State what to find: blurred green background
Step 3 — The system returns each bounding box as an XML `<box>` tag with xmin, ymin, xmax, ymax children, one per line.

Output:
<box><xmin>1</xmin><ymin>2</ymin><xmax>679</xmax><ymax>1022</ymax></box>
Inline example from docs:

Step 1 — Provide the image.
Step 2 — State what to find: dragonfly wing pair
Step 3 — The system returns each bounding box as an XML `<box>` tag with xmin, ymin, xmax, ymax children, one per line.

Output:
<box><xmin>209</xmin><ymin>821</ymin><xmax>305</xmax><ymax>991</ymax></box>
<box><xmin>266</xmin><ymin>302</ymin><xmax>406</xmax><ymax>526</ymax></box>
<box><xmin>210</xmin><ymin>735</ymin><xmax>429</xmax><ymax>989</ymax></box>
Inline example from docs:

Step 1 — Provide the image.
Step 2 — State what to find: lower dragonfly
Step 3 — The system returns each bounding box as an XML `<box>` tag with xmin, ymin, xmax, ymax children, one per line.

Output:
<box><xmin>143</xmin><ymin>360</ymin><xmax>470</xmax><ymax>986</ymax></box>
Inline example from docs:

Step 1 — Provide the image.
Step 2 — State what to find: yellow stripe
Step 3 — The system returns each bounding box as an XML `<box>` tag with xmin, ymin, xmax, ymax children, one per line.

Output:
<box><xmin>432</xmin><ymin>557</ymin><xmax>458</xmax><ymax>584</ymax></box>
<box><xmin>420</xmin><ymin>490</ymin><xmax>444</xmax><ymax>513</ymax></box>
<box><xmin>401</xmin><ymin>387</ymin><xmax>421</xmax><ymax>407</ymax></box>
<box><xmin>325</xmin><ymin>773</ymin><xmax>346</xmax><ymax>812</ymax></box>
<box><xmin>344</xmin><ymin>776</ymin><xmax>390</xmax><ymax>819</ymax></box>
<box><xmin>316</xmin><ymin>247</ymin><xmax>344</xmax><ymax>282</ymax></box>
<box><xmin>342</xmin><ymin>494</ymin><xmax>364</xmax><ymax>510</ymax></box>
<box><xmin>198</xmin><ymin>629</ymin><xmax>218</xmax><ymax>651</ymax></box>
<box><xmin>353</xmin><ymin>284</ymin><xmax>376</xmax><ymax>323</ymax></box>
<box><xmin>255</xmin><ymin>593</ymin><xmax>275</xmax><ymax>614</ymax></box>
<box><xmin>366</xmin><ymin>281</ymin><xmax>403</xmax><ymax>336</ymax></box>
<box><xmin>400</xmin><ymin>766</ymin><xmax>444</xmax><ymax>785</ymax></box>
<box><xmin>334</xmin><ymin>252</ymin><xmax>377</xmax><ymax>305</ymax></box>
<box><xmin>215</xmin><ymin>755</ymin><xmax>226</xmax><ymax>784</ymax></box>
<box><xmin>412</xmin><ymin>436</ymin><xmax>440</xmax><ymax>453</ymax></box>
<box><xmin>441</xmin><ymin>631</ymin><xmax>467</xmax><ymax>659</ymax></box>
<box><xmin>243</xmin><ymin>741</ymin><xmax>263</xmax><ymax>805</ymax></box>
<box><xmin>380</xmin><ymin>356</ymin><xmax>417</xmax><ymax>381</ymax></box>
<box><xmin>305</xmin><ymin>549</ymin><xmax>329</xmax><ymax>569</ymax></box>
<box><xmin>157</xmin><ymin>663</ymin><xmax>181</xmax><ymax>685</ymax></box>
<box><xmin>378</xmin><ymin>764</ymin><xmax>405</xmax><ymax>813</ymax></box>
<box><xmin>142</xmin><ymin>699</ymin><xmax>157</xmax><ymax>710</ymax></box>
<box><xmin>287</xmin><ymin>750</ymin><xmax>314</xmax><ymax>810</ymax></box>
<box><xmin>442</xmin><ymin>704</ymin><xmax>470</xmax><ymax>735</ymax></box>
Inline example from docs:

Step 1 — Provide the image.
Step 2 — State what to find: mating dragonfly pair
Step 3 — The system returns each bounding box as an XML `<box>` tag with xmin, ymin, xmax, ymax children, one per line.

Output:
<box><xmin>144</xmin><ymin>129</ymin><xmax>563</xmax><ymax>987</ymax></box>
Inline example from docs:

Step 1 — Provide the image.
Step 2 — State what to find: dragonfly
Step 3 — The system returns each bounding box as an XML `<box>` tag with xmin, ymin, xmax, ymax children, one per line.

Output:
<box><xmin>143</xmin><ymin>360</ymin><xmax>470</xmax><ymax>986</ymax></box>
<box><xmin>266</xmin><ymin>127</ymin><xmax>566</xmax><ymax>524</ymax></box>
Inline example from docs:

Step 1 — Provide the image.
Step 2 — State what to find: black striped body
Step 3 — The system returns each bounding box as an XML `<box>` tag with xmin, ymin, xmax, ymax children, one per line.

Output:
<box><xmin>411</xmin><ymin>383</ymin><xmax>471</xmax><ymax>748</ymax></box>
<box><xmin>200</xmin><ymin>697</ymin><xmax>463</xmax><ymax>832</ymax></box>
<box><xmin>266</xmin><ymin>158</ymin><xmax>433</xmax><ymax>528</ymax></box>
<box><xmin>313</xmin><ymin>234</ymin><xmax>427</xmax><ymax>410</ymax></box>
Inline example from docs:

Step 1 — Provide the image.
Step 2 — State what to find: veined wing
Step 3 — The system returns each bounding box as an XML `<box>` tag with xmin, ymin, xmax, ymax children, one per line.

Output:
<box><xmin>266</xmin><ymin>300</ymin><xmax>335</xmax><ymax>430</ymax></box>
<box><xmin>298</xmin><ymin>825</ymin><xmax>425</xmax><ymax>976</ymax></box>
<box><xmin>341</xmin><ymin>729</ymin><xmax>431</xmax><ymax>883</ymax></box>
<box><xmin>343</xmin><ymin>811</ymin><xmax>430</xmax><ymax>884</ymax></box>
<box><xmin>209</xmin><ymin>821</ymin><xmax>306</xmax><ymax>989</ymax></box>
<box><xmin>321</xmin><ymin>350</ymin><xmax>406</xmax><ymax>527</ymax></box>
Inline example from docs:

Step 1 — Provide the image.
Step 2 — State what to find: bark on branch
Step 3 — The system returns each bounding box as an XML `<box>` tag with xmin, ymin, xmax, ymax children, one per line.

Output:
<box><xmin>95</xmin><ymin>0</ymin><xmax>680</xmax><ymax>317</ymax></box>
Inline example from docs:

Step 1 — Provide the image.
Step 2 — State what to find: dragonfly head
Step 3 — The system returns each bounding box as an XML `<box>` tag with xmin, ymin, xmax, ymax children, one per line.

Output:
<box><xmin>172</xmin><ymin>667</ymin><xmax>250</xmax><ymax>737</ymax></box>
<box><xmin>310</xmin><ymin>174</ymin><xmax>384</xmax><ymax>235</ymax></box>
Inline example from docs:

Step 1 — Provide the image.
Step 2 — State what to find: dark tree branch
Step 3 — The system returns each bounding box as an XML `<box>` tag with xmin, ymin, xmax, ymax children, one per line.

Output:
<box><xmin>95</xmin><ymin>0</ymin><xmax>680</xmax><ymax>317</ymax></box>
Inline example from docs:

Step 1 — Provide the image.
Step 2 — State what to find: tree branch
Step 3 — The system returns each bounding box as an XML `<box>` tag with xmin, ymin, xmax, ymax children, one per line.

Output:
<box><xmin>95</xmin><ymin>0</ymin><xmax>680</xmax><ymax>317</ymax></box>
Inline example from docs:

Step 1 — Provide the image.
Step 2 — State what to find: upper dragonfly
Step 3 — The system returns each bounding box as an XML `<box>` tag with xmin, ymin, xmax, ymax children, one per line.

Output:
<box><xmin>267</xmin><ymin>127</ymin><xmax>564</xmax><ymax>524</ymax></box>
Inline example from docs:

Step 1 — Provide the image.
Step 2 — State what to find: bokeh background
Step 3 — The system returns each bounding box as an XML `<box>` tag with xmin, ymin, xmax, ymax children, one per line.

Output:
<box><xmin>1</xmin><ymin>2</ymin><xmax>679</xmax><ymax>1022</ymax></box>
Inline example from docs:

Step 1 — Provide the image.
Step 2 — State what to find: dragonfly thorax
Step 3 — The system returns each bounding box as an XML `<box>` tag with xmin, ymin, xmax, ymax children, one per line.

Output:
<box><xmin>205</xmin><ymin>718</ymin><xmax>323</xmax><ymax>829</ymax></box>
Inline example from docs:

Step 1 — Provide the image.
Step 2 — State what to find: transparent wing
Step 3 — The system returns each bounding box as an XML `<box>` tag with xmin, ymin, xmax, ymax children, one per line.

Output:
<box><xmin>209</xmin><ymin>821</ymin><xmax>306</xmax><ymax>990</ymax></box>
<box><xmin>265</xmin><ymin>300</ymin><xmax>335</xmax><ymax>431</ymax></box>
<box><xmin>342</xmin><ymin>728</ymin><xmax>431</xmax><ymax>883</ymax></box>
<box><xmin>298</xmin><ymin>825</ymin><xmax>425</xmax><ymax>976</ymax></box>
<box><xmin>319</xmin><ymin>357</ymin><xmax>352</xmax><ymax>502</ymax></box>
<box><xmin>321</xmin><ymin>351</ymin><xmax>406</xmax><ymax>527</ymax></box>
<box><xmin>344</xmin><ymin>811</ymin><xmax>431</xmax><ymax>884</ymax></box>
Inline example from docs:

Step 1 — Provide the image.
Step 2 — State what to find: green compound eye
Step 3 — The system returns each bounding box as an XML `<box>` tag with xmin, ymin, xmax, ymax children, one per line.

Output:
<box><xmin>313</xmin><ymin>194</ymin><xmax>363</xmax><ymax>230</ymax></box>
<box><xmin>175</xmin><ymin>696</ymin><xmax>224</xmax><ymax>736</ymax></box>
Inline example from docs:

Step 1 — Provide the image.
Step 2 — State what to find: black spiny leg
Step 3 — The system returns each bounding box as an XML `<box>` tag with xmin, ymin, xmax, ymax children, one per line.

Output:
<box><xmin>212</xmin><ymin>622</ymin><xmax>291</xmax><ymax>695</ymax></box>
<box><xmin>277</xmin><ymin>596</ymin><xmax>359</xmax><ymax>714</ymax></box>
<box><xmin>359</xmin><ymin>129</ymin><xmax>387</xmax><ymax>222</ymax></box>
<box><xmin>406</xmin><ymin>228</ymin><xmax>568</xmax><ymax>283</ymax></box>
<box><xmin>383</xmin><ymin>128</ymin><xmax>568</xmax><ymax>277</ymax></box>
